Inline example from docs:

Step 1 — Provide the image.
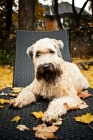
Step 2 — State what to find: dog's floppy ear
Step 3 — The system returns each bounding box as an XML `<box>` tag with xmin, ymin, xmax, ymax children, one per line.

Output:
<box><xmin>26</xmin><ymin>45</ymin><xmax>34</xmax><ymax>59</ymax></box>
<box><xmin>56</xmin><ymin>40</ymin><xmax>64</xmax><ymax>50</ymax></box>
<box><xmin>53</xmin><ymin>39</ymin><xmax>64</xmax><ymax>57</ymax></box>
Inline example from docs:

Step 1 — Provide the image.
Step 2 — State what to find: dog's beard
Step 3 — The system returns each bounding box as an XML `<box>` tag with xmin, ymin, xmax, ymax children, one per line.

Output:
<box><xmin>43</xmin><ymin>70</ymin><xmax>59</xmax><ymax>83</ymax></box>
<box><xmin>36</xmin><ymin>64</ymin><xmax>60</xmax><ymax>84</ymax></box>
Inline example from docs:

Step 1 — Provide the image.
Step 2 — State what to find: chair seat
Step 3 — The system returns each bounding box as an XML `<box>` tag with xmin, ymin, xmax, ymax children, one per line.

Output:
<box><xmin>0</xmin><ymin>87</ymin><xmax>93</xmax><ymax>139</ymax></box>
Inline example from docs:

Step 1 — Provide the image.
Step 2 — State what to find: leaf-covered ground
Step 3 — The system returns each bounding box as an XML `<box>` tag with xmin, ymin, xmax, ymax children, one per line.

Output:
<box><xmin>0</xmin><ymin>65</ymin><xmax>13</xmax><ymax>90</ymax></box>
<box><xmin>0</xmin><ymin>58</ymin><xmax>93</xmax><ymax>90</ymax></box>
<box><xmin>72</xmin><ymin>58</ymin><xmax>93</xmax><ymax>88</ymax></box>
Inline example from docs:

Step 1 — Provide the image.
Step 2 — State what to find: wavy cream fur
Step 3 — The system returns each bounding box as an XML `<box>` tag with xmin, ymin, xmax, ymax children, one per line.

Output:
<box><xmin>11</xmin><ymin>38</ymin><xmax>90</xmax><ymax>122</ymax></box>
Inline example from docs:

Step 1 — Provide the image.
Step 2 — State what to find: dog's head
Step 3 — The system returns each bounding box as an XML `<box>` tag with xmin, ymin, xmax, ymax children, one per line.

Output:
<box><xmin>27</xmin><ymin>38</ymin><xmax>64</xmax><ymax>83</ymax></box>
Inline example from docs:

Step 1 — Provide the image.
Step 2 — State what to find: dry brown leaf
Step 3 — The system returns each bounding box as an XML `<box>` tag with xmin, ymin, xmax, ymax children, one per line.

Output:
<box><xmin>78</xmin><ymin>90</ymin><xmax>92</xmax><ymax>99</ymax></box>
<box><xmin>16</xmin><ymin>124</ymin><xmax>29</xmax><ymax>131</ymax></box>
<box><xmin>33</xmin><ymin>123</ymin><xmax>58</xmax><ymax>139</ymax></box>
<box><xmin>74</xmin><ymin>113</ymin><xmax>93</xmax><ymax>124</ymax></box>
<box><xmin>32</xmin><ymin>111</ymin><xmax>44</xmax><ymax>119</ymax></box>
<box><xmin>64</xmin><ymin>103</ymin><xmax>78</xmax><ymax>110</ymax></box>
<box><xmin>11</xmin><ymin>116</ymin><xmax>21</xmax><ymax>123</ymax></box>
<box><xmin>78</xmin><ymin>101</ymin><xmax>89</xmax><ymax>109</ymax></box>
<box><xmin>64</xmin><ymin>101</ymin><xmax>88</xmax><ymax>111</ymax></box>
<box><xmin>35</xmin><ymin>131</ymin><xmax>57</xmax><ymax>139</ymax></box>
<box><xmin>0</xmin><ymin>98</ymin><xmax>10</xmax><ymax>104</ymax></box>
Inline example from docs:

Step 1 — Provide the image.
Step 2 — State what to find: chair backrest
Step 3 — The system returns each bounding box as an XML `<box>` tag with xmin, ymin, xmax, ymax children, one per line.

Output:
<box><xmin>13</xmin><ymin>30</ymin><xmax>71</xmax><ymax>87</ymax></box>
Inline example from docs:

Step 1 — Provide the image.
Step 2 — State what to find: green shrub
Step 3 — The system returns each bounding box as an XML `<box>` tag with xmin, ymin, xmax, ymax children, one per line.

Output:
<box><xmin>0</xmin><ymin>49</ymin><xmax>15</xmax><ymax>65</ymax></box>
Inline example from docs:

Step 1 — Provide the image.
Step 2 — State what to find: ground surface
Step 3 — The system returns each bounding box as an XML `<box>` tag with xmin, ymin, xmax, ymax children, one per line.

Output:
<box><xmin>72</xmin><ymin>58</ymin><xmax>93</xmax><ymax>88</ymax></box>
<box><xmin>0</xmin><ymin>58</ymin><xmax>93</xmax><ymax>90</ymax></box>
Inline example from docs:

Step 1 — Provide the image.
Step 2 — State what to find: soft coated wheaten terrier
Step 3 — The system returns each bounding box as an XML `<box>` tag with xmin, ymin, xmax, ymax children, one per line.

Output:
<box><xmin>10</xmin><ymin>38</ymin><xmax>90</xmax><ymax>122</ymax></box>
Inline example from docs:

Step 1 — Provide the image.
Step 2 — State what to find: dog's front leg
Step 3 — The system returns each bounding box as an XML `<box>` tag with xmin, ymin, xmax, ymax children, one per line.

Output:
<box><xmin>10</xmin><ymin>84</ymin><xmax>36</xmax><ymax>108</ymax></box>
<box><xmin>42</xmin><ymin>95</ymin><xmax>82</xmax><ymax>123</ymax></box>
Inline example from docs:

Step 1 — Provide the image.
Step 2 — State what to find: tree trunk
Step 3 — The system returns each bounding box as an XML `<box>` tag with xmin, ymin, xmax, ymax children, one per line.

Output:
<box><xmin>53</xmin><ymin>0</ymin><xmax>63</xmax><ymax>29</ymax></box>
<box><xmin>6</xmin><ymin>0</ymin><xmax>13</xmax><ymax>31</ymax></box>
<box><xmin>92</xmin><ymin>0</ymin><xmax>93</xmax><ymax>26</ymax></box>
<box><xmin>18</xmin><ymin>0</ymin><xmax>35</xmax><ymax>30</ymax></box>
<box><xmin>75</xmin><ymin>15</ymin><xmax>80</xmax><ymax>28</ymax></box>
<box><xmin>72</xmin><ymin>0</ymin><xmax>89</xmax><ymax>28</ymax></box>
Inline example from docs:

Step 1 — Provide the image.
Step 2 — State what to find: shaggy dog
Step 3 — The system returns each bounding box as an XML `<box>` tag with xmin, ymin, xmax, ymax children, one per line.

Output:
<box><xmin>10</xmin><ymin>38</ymin><xmax>90</xmax><ymax>122</ymax></box>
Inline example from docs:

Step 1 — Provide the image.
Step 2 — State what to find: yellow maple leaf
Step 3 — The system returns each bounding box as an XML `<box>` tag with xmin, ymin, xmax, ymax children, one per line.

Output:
<box><xmin>74</xmin><ymin>113</ymin><xmax>93</xmax><ymax>124</ymax></box>
<box><xmin>32</xmin><ymin>111</ymin><xmax>44</xmax><ymax>119</ymax></box>
<box><xmin>11</xmin><ymin>116</ymin><xmax>21</xmax><ymax>123</ymax></box>
<box><xmin>0</xmin><ymin>98</ymin><xmax>10</xmax><ymax>104</ymax></box>
<box><xmin>12</xmin><ymin>87</ymin><xmax>22</xmax><ymax>93</ymax></box>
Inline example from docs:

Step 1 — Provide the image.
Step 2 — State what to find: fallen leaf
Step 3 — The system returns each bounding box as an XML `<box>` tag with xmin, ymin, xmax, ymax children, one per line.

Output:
<box><xmin>11</xmin><ymin>116</ymin><xmax>21</xmax><ymax>123</ymax></box>
<box><xmin>0</xmin><ymin>98</ymin><xmax>10</xmax><ymax>104</ymax></box>
<box><xmin>8</xmin><ymin>93</ymin><xmax>18</xmax><ymax>97</ymax></box>
<box><xmin>0</xmin><ymin>92</ymin><xmax>7</xmax><ymax>96</ymax></box>
<box><xmin>78</xmin><ymin>101</ymin><xmax>89</xmax><ymax>109</ymax></box>
<box><xmin>16</xmin><ymin>124</ymin><xmax>29</xmax><ymax>131</ymax></box>
<box><xmin>12</xmin><ymin>87</ymin><xmax>22</xmax><ymax>93</ymax></box>
<box><xmin>35</xmin><ymin>131</ymin><xmax>57</xmax><ymax>139</ymax></box>
<box><xmin>74</xmin><ymin>113</ymin><xmax>93</xmax><ymax>124</ymax></box>
<box><xmin>64</xmin><ymin>103</ymin><xmax>78</xmax><ymax>110</ymax></box>
<box><xmin>64</xmin><ymin>101</ymin><xmax>88</xmax><ymax>110</ymax></box>
<box><xmin>32</xmin><ymin>111</ymin><xmax>44</xmax><ymax>119</ymax></box>
<box><xmin>33</xmin><ymin>123</ymin><xmax>58</xmax><ymax>139</ymax></box>
<box><xmin>0</xmin><ymin>105</ymin><xmax>4</xmax><ymax>108</ymax></box>
<box><xmin>78</xmin><ymin>90</ymin><xmax>92</xmax><ymax>99</ymax></box>
<box><xmin>52</xmin><ymin>118</ymin><xmax>62</xmax><ymax>126</ymax></box>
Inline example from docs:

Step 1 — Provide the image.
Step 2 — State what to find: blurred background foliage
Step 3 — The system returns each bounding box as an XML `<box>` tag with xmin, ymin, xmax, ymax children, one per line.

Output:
<box><xmin>0</xmin><ymin>0</ymin><xmax>93</xmax><ymax>65</ymax></box>
<box><xmin>0</xmin><ymin>0</ymin><xmax>93</xmax><ymax>89</ymax></box>
<box><xmin>0</xmin><ymin>0</ymin><xmax>45</xmax><ymax>65</ymax></box>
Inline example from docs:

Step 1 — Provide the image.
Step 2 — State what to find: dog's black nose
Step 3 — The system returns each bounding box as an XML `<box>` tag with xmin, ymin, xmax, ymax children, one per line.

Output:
<box><xmin>43</xmin><ymin>64</ymin><xmax>50</xmax><ymax>70</ymax></box>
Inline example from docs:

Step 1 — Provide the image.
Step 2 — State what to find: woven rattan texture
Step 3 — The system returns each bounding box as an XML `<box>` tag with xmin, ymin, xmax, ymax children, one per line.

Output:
<box><xmin>13</xmin><ymin>30</ymin><xmax>71</xmax><ymax>87</ymax></box>
<box><xmin>0</xmin><ymin>88</ymin><xmax>93</xmax><ymax>140</ymax></box>
<box><xmin>1</xmin><ymin>30</ymin><xmax>93</xmax><ymax>139</ymax></box>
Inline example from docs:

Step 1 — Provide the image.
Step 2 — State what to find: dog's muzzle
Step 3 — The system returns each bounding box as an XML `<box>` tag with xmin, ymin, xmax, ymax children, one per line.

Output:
<box><xmin>36</xmin><ymin>63</ymin><xmax>60</xmax><ymax>83</ymax></box>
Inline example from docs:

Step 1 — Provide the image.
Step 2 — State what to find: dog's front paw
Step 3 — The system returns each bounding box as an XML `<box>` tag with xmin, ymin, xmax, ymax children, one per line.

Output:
<box><xmin>10</xmin><ymin>90</ymin><xmax>36</xmax><ymax>108</ymax></box>
<box><xmin>42</xmin><ymin>111</ymin><xmax>59</xmax><ymax>123</ymax></box>
<box><xmin>10</xmin><ymin>98</ymin><xmax>25</xmax><ymax>108</ymax></box>
<box><xmin>42</xmin><ymin>99</ymin><xmax>67</xmax><ymax>123</ymax></box>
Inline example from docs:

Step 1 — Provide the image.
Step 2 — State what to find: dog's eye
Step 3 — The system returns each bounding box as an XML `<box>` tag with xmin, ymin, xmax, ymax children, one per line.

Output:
<box><xmin>49</xmin><ymin>50</ymin><xmax>55</xmax><ymax>54</ymax></box>
<box><xmin>36</xmin><ymin>52</ymin><xmax>40</xmax><ymax>57</ymax></box>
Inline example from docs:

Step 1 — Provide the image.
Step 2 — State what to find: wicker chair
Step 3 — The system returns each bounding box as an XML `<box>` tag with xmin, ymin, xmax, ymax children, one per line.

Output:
<box><xmin>0</xmin><ymin>30</ymin><xmax>93</xmax><ymax>140</ymax></box>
